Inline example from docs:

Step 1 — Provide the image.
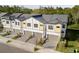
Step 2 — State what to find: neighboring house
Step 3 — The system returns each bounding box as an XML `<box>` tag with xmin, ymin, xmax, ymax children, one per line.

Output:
<box><xmin>1</xmin><ymin>13</ymin><xmax>12</xmax><ymax>31</ymax></box>
<box><xmin>0</xmin><ymin>13</ymin><xmax>7</xmax><ymax>21</ymax></box>
<box><xmin>10</xmin><ymin>13</ymin><xmax>23</xmax><ymax>31</ymax></box>
<box><xmin>0</xmin><ymin>13</ymin><xmax>23</xmax><ymax>32</ymax></box>
<box><xmin>0</xmin><ymin>13</ymin><xmax>68</xmax><ymax>39</ymax></box>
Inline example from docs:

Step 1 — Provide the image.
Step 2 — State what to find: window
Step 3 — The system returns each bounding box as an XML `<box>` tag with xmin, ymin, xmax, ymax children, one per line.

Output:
<box><xmin>3</xmin><ymin>21</ymin><xmax>5</xmax><ymax>22</ymax></box>
<box><xmin>15</xmin><ymin>22</ymin><xmax>17</xmax><ymax>25</ymax></box>
<box><xmin>61</xmin><ymin>30</ymin><xmax>64</xmax><ymax>33</ymax></box>
<box><xmin>23</xmin><ymin>23</ymin><xmax>25</xmax><ymax>24</ymax></box>
<box><xmin>56</xmin><ymin>26</ymin><xmax>60</xmax><ymax>28</ymax></box>
<box><xmin>18</xmin><ymin>22</ymin><xmax>19</xmax><ymax>25</ymax></box>
<box><xmin>40</xmin><ymin>24</ymin><xmax>43</xmax><ymax>26</ymax></box>
<box><xmin>27</xmin><ymin>23</ymin><xmax>31</xmax><ymax>27</ymax></box>
<box><xmin>62</xmin><ymin>24</ymin><xmax>65</xmax><ymax>28</ymax></box>
<box><xmin>34</xmin><ymin>24</ymin><xmax>38</xmax><ymax>28</ymax></box>
<box><xmin>15</xmin><ymin>22</ymin><xmax>19</xmax><ymax>26</ymax></box>
<box><xmin>48</xmin><ymin>25</ymin><xmax>53</xmax><ymax>30</ymax></box>
<box><xmin>6</xmin><ymin>21</ymin><xmax>9</xmax><ymax>24</ymax></box>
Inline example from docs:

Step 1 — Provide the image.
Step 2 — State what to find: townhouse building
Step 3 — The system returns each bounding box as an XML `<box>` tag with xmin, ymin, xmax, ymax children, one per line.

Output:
<box><xmin>0</xmin><ymin>13</ymin><xmax>68</xmax><ymax>40</ymax></box>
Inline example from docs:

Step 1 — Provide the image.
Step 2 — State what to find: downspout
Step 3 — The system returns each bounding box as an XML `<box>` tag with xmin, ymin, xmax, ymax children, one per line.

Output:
<box><xmin>43</xmin><ymin>24</ymin><xmax>47</xmax><ymax>40</ymax></box>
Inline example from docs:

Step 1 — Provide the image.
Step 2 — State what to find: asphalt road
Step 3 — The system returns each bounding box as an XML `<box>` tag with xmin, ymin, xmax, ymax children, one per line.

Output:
<box><xmin>0</xmin><ymin>42</ymin><xmax>30</xmax><ymax>53</ymax></box>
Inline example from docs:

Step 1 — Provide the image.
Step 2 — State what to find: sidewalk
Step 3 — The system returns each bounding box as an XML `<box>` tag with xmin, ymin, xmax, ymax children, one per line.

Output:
<box><xmin>36</xmin><ymin>48</ymin><xmax>60</xmax><ymax>53</ymax></box>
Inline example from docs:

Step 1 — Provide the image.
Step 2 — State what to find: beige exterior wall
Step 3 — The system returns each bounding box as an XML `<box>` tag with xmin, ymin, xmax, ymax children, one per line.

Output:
<box><xmin>54</xmin><ymin>24</ymin><xmax>62</xmax><ymax>33</ymax></box>
<box><xmin>39</xmin><ymin>22</ymin><xmax>44</xmax><ymax>31</ymax></box>
<box><xmin>22</xmin><ymin>21</ymin><xmax>27</xmax><ymax>28</ymax></box>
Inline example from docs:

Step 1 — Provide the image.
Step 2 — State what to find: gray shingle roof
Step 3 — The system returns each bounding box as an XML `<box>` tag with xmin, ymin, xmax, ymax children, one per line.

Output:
<box><xmin>32</xmin><ymin>15</ymin><xmax>47</xmax><ymax>24</ymax></box>
<box><xmin>10</xmin><ymin>13</ymin><xmax>23</xmax><ymax>20</ymax></box>
<box><xmin>43</xmin><ymin>14</ymin><xmax>68</xmax><ymax>24</ymax></box>
<box><xmin>17</xmin><ymin>14</ymin><xmax>31</xmax><ymax>21</ymax></box>
<box><xmin>10</xmin><ymin>13</ymin><xmax>22</xmax><ymax>18</ymax></box>
<box><xmin>0</xmin><ymin>13</ymin><xmax>7</xmax><ymax>17</ymax></box>
<box><xmin>18</xmin><ymin>14</ymin><xmax>42</xmax><ymax>21</ymax></box>
<box><xmin>14</xmin><ymin>14</ymin><xmax>69</xmax><ymax>24</ymax></box>
<box><xmin>0</xmin><ymin>13</ymin><xmax>68</xmax><ymax>24</ymax></box>
<box><xmin>1</xmin><ymin>13</ymin><xmax>12</xmax><ymax>20</ymax></box>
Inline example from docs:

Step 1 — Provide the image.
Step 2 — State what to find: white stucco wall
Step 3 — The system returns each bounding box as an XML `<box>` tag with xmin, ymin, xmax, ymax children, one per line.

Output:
<box><xmin>12</xmin><ymin>19</ymin><xmax>21</xmax><ymax>30</ymax></box>
<box><xmin>1</xmin><ymin>19</ymin><xmax>10</xmax><ymax>28</ymax></box>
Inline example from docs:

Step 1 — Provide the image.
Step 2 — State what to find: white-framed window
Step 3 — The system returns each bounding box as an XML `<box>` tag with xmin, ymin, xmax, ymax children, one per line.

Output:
<box><xmin>48</xmin><ymin>25</ymin><xmax>53</xmax><ymax>30</ymax></box>
<box><xmin>34</xmin><ymin>24</ymin><xmax>38</xmax><ymax>28</ymax></box>
<box><xmin>18</xmin><ymin>22</ymin><xmax>19</xmax><ymax>25</ymax></box>
<box><xmin>23</xmin><ymin>23</ymin><xmax>26</xmax><ymax>24</ymax></box>
<box><xmin>15</xmin><ymin>22</ymin><xmax>17</xmax><ymax>25</ymax></box>
<box><xmin>40</xmin><ymin>24</ymin><xmax>43</xmax><ymax>26</ymax></box>
<box><xmin>12</xmin><ymin>21</ymin><xmax>14</xmax><ymax>23</ymax></box>
<box><xmin>61</xmin><ymin>30</ymin><xmax>64</xmax><ymax>33</ymax></box>
<box><xmin>62</xmin><ymin>24</ymin><xmax>65</xmax><ymax>28</ymax></box>
<box><xmin>56</xmin><ymin>26</ymin><xmax>60</xmax><ymax>28</ymax></box>
<box><xmin>15</xmin><ymin>22</ymin><xmax>19</xmax><ymax>26</ymax></box>
<box><xmin>6</xmin><ymin>21</ymin><xmax>9</xmax><ymax>24</ymax></box>
<box><xmin>27</xmin><ymin>23</ymin><xmax>31</xmax><ymax>27</ymax></box>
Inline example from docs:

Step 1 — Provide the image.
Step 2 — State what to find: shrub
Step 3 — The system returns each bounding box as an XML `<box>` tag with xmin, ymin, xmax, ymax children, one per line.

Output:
<box><xmin>1</xmin><ymin>31</ymin><xmax>11</xmax><ymax>36</ymax></box>
<box><xmin>0</xmin><ymin>22</ymin><xmax>4</xmax><ymax>32</ymax></box>
<box><xmin>6</xmin><ymin>40</ymin><xmax>12</xmax><ymax>43</ymax></box>
<box><xmin>36</xmin><ymin>38</ymin><xmax>44</xmax><ymax>46</ymax></box>
<box><xmin>12</xmin><ymin>33</ymin><xmax>21</xmax><ymax>39</ymax></box>
<box><xmin>34</xmin><ymin>47</ymin><xmax>39</xmax><ymax>51</ymax></box>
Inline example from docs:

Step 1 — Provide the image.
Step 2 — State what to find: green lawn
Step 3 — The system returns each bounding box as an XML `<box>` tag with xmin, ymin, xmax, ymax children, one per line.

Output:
<box><xmin>0</xmin><ymin>35</ymin><xmax>3</xmax><ymax>39</ymax></box>
<box><xmin>56</xmin><ymin>41</ymin><xmax>79</xmax><ymax>53</ymax></box>
<box><xmin>68</xmin><ymin>24</ymin><xmax>79</xmax><ymax>30</ymax></box>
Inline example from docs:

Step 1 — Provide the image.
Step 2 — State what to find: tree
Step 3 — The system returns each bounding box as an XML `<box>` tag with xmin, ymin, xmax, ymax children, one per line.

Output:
<box><xmin>0</xmin><ymin>20</ymin><xmax>3</xmax><ymax>32</ymax></box>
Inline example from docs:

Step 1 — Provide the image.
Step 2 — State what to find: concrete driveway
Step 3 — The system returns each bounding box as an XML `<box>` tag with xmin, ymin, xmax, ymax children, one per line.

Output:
<box><xmin>17</xmin><ymin>31</ymin><xmax>32</xmax><ymax>42</ymax></box>
<box><xmin>28</xmin><ymin>32</ymin><xmax>42</xmax><ymax>44</ymax></box>
<box><xmin>43</xmin><ymin>35</ymin><xmax>60</xmax><ymax>49</ymax></box>
<box><xmin>0</xmin><ymin>42</ymin><xmax>30</xmax><ymax>53</ymax></box>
